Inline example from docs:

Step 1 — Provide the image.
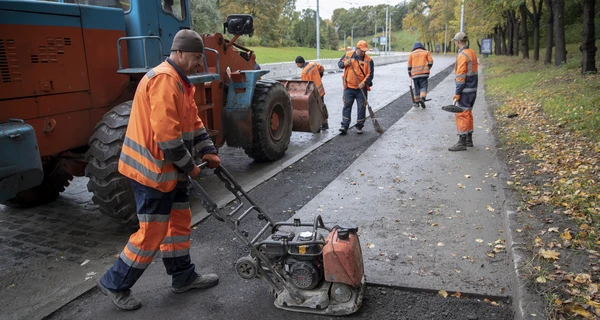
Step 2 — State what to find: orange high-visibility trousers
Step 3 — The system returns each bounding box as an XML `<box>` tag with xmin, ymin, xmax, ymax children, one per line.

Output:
<box><xmin>455</xmin><ymin>110</ymin><xmax>474</xmax><ymax>135</ymax></box>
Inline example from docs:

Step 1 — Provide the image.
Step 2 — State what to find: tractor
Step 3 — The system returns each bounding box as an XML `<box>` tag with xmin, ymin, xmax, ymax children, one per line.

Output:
<box><xmin>0</xmin><ymin>0</ymin><xmax>325</xmax><ymax>225</ymax></box>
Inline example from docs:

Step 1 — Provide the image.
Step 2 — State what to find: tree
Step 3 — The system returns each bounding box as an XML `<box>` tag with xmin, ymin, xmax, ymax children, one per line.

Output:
<box><xmin>552</xmin><ymin>0</ymin><xmax>566</xmax><ymax>66</ymax></box>
<box><xmin>519</xmin><ymin>3</ymin><xmax>530</xmax><ymax>59</ymax></box>
<box><xmin>544</xmin><ymin>0</ymin><xmax>554</xmax><ymax>64</ymax></box>
<box><xmin>580</xmin><ymin>0</ymin><xmax>597</xmax><ymax>74</ymax></box>
<box><xmin>524</xmin><ymin>0</ymin><xmax>544</xmax><ymax>61</ymax></box>
<box><xmin>191</xmin><ymin>0</ymin><xmax>221</xmax><ymax>34</ymax></box>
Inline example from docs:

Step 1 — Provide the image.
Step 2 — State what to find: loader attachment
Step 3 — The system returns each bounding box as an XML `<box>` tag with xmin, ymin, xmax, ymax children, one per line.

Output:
<box><xmin>278</xmin><ymin>80</ymin><xmax>325</xmax><ymax>134</ymax></box>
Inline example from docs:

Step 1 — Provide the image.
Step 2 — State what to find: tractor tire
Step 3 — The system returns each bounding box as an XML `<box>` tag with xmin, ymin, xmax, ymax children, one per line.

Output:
<box><xmin>4</xmin><ymin>159</ymin><xmax>73</xmax><ymax>207</ymax></box>
<box><xmin>85</xmin><ymin>101</ymin><xmax>137</xmax><ymax>226</ymax></box>
<box><xmin>244</xmin><ymin>80</ymin><xmax>293</xmax><ymax>162</ymax></box>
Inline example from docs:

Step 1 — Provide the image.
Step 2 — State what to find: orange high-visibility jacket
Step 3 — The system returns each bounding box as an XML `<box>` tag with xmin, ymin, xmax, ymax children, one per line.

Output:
<box><xmin>301</xmin><ymin>61</ymin><xmax>325</xmax><ymax>97</ymax></box>
<box><xmin>118</xmin><ymin>59</ymin><xmax>216</xmax><ymax>192</ymax></box>
<box><xmin>408</xmin><ymin>48</ymin><xmax>433</xmax><ymax>79</ymax></box>
<box><xmin>341</xmin><ymin>51</ymin><xmax>373</xmax><ymax>91</ymax></box>
<box><xmin>455</xmin><ymin>47</ymin><xmax>479</xmax><ymax>95</ymax></box>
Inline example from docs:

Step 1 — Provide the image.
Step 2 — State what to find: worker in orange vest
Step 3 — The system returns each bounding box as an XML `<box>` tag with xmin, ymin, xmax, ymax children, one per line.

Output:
<box><xmin>408</xmin><ymin>41</ymin><xmax>433</xmax><ymax>108</ymax></box>
<box><xmin>97</xmin><ymin>29</ymin><xmax>221</xmax><ymax>311</ymax></box>
<box><xmin>295</xmin><ymin>56</ymin><xmax>329</xmax><ymax>130</ymax></box>
<box><xmin>337</xmin><ymin>40</ymin><xmax>374</xmax><ymax>134</ymax></box>
<box><xmin>448</xmin><ymin>32</ymin><xmax>479</xmax><ymax>151</ymax></box>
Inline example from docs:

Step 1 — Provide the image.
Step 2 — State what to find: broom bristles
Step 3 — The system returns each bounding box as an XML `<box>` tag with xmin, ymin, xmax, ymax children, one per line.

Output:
<box><xmin>372</xmin><ymin>118</ymin><xmax>384</xmax><ymax>134</ymax></box>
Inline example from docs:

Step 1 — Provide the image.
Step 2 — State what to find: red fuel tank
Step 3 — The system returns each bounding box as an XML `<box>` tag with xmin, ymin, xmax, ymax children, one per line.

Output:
<box><xmin>323</xmin><ymin>227</ymin><xmax>364</xmax><ymax>287</ymax></box>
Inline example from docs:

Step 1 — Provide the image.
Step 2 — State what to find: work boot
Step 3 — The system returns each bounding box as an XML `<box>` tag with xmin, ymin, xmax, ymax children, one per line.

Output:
<box><xmin>321</xmin><ymin>122</ymin><xmax>329</xmax><ymax>131</ymax></box>
<box><xmin>466</xmin><ymin>133</ymin><xmax>474</xmax><ymax>147</ymax></box>
<box><xmin>339</xmin><ymin>127</ymin><xmax>348</xmax><ymax>135</ymax></box>
<box><xmin>97</xmin><ymin>280</ymin><xmax>142</xmax><ymax>311</ymax></box>
<box><xmin>172</xmin><ymin>273</ymin><xmax>219</xmax><ymax>293</ymax></box>
<box><xmin>448</xmin><ymin>135</ymin><xmax>467</xmax><ymax>152</ymax></box>
<box><xmin>356</xmin><ymin>127</ymin><xmax>363</xmax><ymax>134</ymax></box>
<box><xmin>420</xmin><ymin>97</ymin><xmax>427</xmax><ymax>109</ymax></box>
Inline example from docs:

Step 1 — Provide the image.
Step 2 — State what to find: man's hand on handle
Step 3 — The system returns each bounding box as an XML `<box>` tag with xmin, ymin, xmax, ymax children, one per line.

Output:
<box><xmin>202</xmin><ymin>153</ymin><xmax>221</xmax><ymax>169</ymax></box>
<box><xmin>453</xmin><ymin>94</ymin><xmax>461</xmax><ymax>104</ymax></box>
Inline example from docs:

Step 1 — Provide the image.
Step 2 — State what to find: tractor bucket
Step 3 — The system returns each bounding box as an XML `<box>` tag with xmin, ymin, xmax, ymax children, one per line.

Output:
<box><xmin>278</xmin><ymin>80</ymin><xmax>324</xmax><ymax>133</ymax></box>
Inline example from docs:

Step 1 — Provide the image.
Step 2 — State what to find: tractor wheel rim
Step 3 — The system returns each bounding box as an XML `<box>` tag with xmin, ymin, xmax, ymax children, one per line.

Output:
<box><xmin>270</xmin><ymin>103</ymin><xmax>285</xmax><ymax>141</ymax></box>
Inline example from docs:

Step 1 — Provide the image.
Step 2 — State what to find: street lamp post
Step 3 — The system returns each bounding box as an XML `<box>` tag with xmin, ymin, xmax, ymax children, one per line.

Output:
<box><xmin>351</xmin><ymin>25</ymin><xmax>354</xmax><ymax>48</ymax></box>
<box><xmin>316</xmin><ymin>0</ymin><xmax>320</xmax><ymax>60</ymax></box>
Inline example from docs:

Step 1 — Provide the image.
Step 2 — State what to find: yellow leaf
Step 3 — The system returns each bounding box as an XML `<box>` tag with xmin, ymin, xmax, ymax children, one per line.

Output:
<box><xmin>516</xmin><ymin>229</ymin><xmax>523</xmax><ymax>233</ymax></box>
<box><xmin>574</xmin><ymin>273</ymin><xmax>591</xmax><ymax>284</ymax></box>
<box><xmin>476</xmin><ymin>239</ymin><xmax>484</xmax><ymax>243</ymax></box>
<box><xmin>548</xmin><ymin>227</ymin><xmax>559</xmax><ymax>233</ymax></box>
<box><xmin>437</xmin><ymin>242</ymin><xmax>445</xmax><ymax>247</ymax></box>
<box><xmin>438</xmin><ymin>290</ymin><xmax>448</xmax><ymax>298</ymax></box>
<box><xmin>507</xmin><ymin>181</ymin><xmax>514</xmax><ymax>185</ymax></box>
<box><xmin>491</xmin><ymin>301</ymin><xmax>499</xmax><ymax>306</ymax></box>
<box><xmin>572</xmin><ymin>305</ymin><xmax>593</xmax><ymax>319</ymax></box>
<box><xmin>432</xmin><ymin>223</ymin><xmax>439</xmax><ymax>226</ymax></box>
<box><xmin>580</xmin><ymin>224</ymin><xmax>589</xmax><ymax>230</ymax></box>
<box><xmin>536</xmin><ymin>276</ymin><xmax>547</xmax><ymax>283</ymax></box>
<box><xmin>539</xmin><ymin>249</ymin><xmax>560</xmax><ymax>260</ymax></box>
<box><xmin>560</xmin><ymin>230</ymin><xmax>572</xmax><ymax>240</ymax></box>
<box><xmin>487</xmin><ymin>205</ymin><xmax>495</xmax><ymax>212</ymax></box>
<box><xmin>587</xmin><ymin>300</ymin><xmax>600</xmax><ymax>308</ymax></box>
<box><xmin>451</xmin><ymin>291</ymin><xmax>461</xmax><ymax>298</ymax></box>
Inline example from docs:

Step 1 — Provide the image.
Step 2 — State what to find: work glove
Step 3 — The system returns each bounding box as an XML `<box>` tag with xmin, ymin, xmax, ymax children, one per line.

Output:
<box><xmin>358</xmin><ymin>82</ymin><xmax>365</xmax><ymax>89</ymax></box>
<box><xmin>345</xmin><ymin>58</ymin><xmax>353</xmax><ymax>67</ymax></box>
<box><xmin>453</xmin><ymin>94</ymin><xmax>461</xmax><ymax>103</ymax></box>
<box><xmin>202</xmin><ymin>153</ymin><xmax>221</xmax><ymax>169</ymax></box>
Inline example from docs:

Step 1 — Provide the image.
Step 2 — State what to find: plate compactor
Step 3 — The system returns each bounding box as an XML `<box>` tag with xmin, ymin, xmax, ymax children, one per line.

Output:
<box><xmin>189</xmin><ymin>164</ymin><xmax>366</xmax><ymax>315</ymax></box>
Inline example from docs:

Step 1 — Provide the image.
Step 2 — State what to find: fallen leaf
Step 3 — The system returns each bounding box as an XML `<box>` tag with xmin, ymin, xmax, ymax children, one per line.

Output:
<box><xmin>580</xmin><ymin>224</ymin><xmax>589</xmax><ymax>230</ymax></box>
<box><xmin>560</xmin><ymin>230</ymin><xmax>572</xmax><ymax>240</ymax></box>
<box><xmin>438</xmin><ymin>290</ymin><xmax>448</xmax><ymax>298</ymax></box>
<box><xmin>491</xmin><ymin>301</ymin><xmax>499</xmax><ymax>306</ymax></box>
<box><xmin>574</xmin><ymin>273</ymin><xmax>591</xmax><ymax>284</ymax></box>
<box><xmin>548</xmin><ymin>227</ymin><xmax>559</xmax><ymax>233</ymax></box>
<box><xmin>475</xmin><ymin>187</ymin><xmax>482</xmax><ymax>191</ymax></box>
<box><xmin>366</xmin><ymin>242</ymin><xmax>375</xmax><ymax>249</ymax></box>
<box><xmin>536</xmin><ymin>276</ymin><xmax>547</xmax><ymax>283</ymax></box>
<box><xmin>516</xmin><ymin>229</ymin><xmax>522</xmax><ymax>233</ymax></box>
<box><xmin>465</xmin><ymin>175</ymin><xmax>471</xmax><ymax>178</ymax></box>
<box><xmin>507</xmin><ymin>181</ymin><xmax>514</xmax><ymax>185</ymax></box>
<box><xmin>486</xmin><ymin>205</ymin><xmax>495</xmax><ymax>212</ymax></box>
<box><xmin>431</xmin><ymin>223</ymin><xmax>439</xmax><ymax>226</ymax></box>
<box><xmin>571</xmin><ymin>305</ymin><xmax>594</xmax><ymax>319</ymax></box>
<box><xmin>451</xmin><ymin>292</ymin><xmax>461</xmax><ymax>298</ymax></box>
<box><xmin>476</xmin><ymin>239</ymin><xmax>484</xmax><ymax>243</ymax></box>
<box><xmin>539</xmin><ymin>249</ymin><xmax>560</xmax><ymax>260</ymax></box>
<box><xmin>437</xmin><ymin>242</ymin><xmax>445</xmax><ymax>247</ymax></box>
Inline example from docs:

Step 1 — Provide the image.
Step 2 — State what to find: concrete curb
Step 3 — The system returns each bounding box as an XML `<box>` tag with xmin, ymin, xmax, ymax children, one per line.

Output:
<box><xmin>483</xmin><ymin>64</ymin><xmax>546</xmax><ymax>319</ymax></box>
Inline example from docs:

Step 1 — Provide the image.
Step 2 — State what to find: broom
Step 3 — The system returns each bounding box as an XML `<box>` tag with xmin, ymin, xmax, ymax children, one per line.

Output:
<box><xmin>348</xmin><ymin>62</ymin><xmax>384</xmax><ymax>134</ymax></box>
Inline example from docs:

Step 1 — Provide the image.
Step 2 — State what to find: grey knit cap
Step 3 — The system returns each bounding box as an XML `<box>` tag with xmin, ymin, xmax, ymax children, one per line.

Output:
<box><xmin>171</xmin><ymin>29</ymin><xmax>204</xmax><ymax>52</ymax></box>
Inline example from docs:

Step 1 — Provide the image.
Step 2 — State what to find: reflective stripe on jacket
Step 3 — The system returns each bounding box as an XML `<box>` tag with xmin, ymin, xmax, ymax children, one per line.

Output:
<box><xmin>301</xmin><ymin>61</ymin><xmax>325</xmax><ymax>97</ymax></box>
<box><xmin>455</xmin><ymin>47</ymin><xmax>478</xmax><ymax>95</ymax></box>
<box><xmin>339</xmin><ymin>51</ymin><xmax>373</xmax><ymax>91</ymax></box>
<box><xmin>408</xmin><ymin>48</ymin><xmax>433</xmax><ymax>79</ymax></box>
<box><xmin>118</xmin><ymin>59</ymin><xmax>216</xmax><ymax>192</ymax></box>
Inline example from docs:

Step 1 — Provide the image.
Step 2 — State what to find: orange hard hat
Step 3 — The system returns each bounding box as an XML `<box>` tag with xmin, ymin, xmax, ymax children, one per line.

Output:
<box><xmin>356</xmin><ymin>40</ymin><xmax>368</xmax><ymax>51</ymax></box>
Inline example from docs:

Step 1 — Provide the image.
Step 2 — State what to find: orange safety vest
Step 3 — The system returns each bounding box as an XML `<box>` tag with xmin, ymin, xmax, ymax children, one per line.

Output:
<box><xmin>455</xmin><ymin>47</ymin><xmax>479</xmax><ymax>94</ymax></box>
<box><xmin>301</xmin><ymin>61</ymin><xmax>325</xmax><ymax>97</ymax></box>
<box><xmin>342</xmin><ymin>51</ymin><xmax>372</xmax><ymax>91</ymax></box>
<box><xmin>118</xmin><ymin>61</ymin><xmax>207</xmax><ymax>192</ymax></box>
<box><xmin>408</xmin><ymin>48</ymin><xmax>433</xmax><ymax>79</ymax></box>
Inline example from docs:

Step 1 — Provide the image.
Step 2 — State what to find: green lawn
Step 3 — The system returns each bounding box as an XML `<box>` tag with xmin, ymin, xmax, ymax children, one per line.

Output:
<box><xmin>248</xmin><ymin>46</ymin><xmax>345</xmax><ymax>64</ymax></box>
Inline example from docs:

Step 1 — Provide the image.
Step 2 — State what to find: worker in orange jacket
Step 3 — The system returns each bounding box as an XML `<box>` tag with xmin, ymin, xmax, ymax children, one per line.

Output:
<box><xmin>97</xmin><ymin>30</ymin><xmax>221</xmax><ymax>311</ymax></box>
<box><xmin>337</xmin><ymin>40</ymin><xmax>374</xmax><ymax>134</ymax></box>
<box><xmin>448</xmin><ymin>32</ymin><xmax>479</xmax><ymax>151</ymax></box>
<box><xmin>408</xmin><ymin>41</ymin><xmax>433</xmax><ymax>108</ymax></box>
<box><xmin>296</xmin><ymin>56</ymin><xmax>329</xmax><ymax>130</ymax></box>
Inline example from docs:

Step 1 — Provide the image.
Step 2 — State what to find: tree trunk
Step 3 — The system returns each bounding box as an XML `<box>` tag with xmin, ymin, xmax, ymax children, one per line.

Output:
<box><xmin>520</xmin><ymin>4</ymin><xmax>530</xmax><ymax>58</ymax></box>
<box><xmin>529</xmin><ymin>0</ymin><xmax>543</xmax><ymax>61</ymax></box>
<box><xmin>553</xmin><ymin>0</ymin><xmax>567</xmax><ymax>66</ymax></box>
<box><xmin>506</xmin><ymin>11</ymin><xmax>514</xmax><ymax>55</ymax></box>
<box><xmin>544</xmin><ymin>0</ymin><xmax>554</xmax><ymax>64</ymax></box>
<box><xmin>513</xmin><ymin>12</ymin><xmax>520</xmax><ymax>56</ymax></box>
<box><xmin>501</xmin><ymin>25</ymin><xmax>508</xmax><ymax>55</ymax></box>
<box><xmin>581</xmin><ymin>0</ymin><xmax>597</xmax><ymax>74</ymax></box>
<box><xmin>494</xmin><ymin>26</ymin><xmax>502</xmax><ymax>55</ymax></box>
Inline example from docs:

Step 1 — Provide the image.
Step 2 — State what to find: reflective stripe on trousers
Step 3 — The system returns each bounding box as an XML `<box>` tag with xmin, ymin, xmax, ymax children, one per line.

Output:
<box><xmin>99</xmin><ymin>179</ymin><xmax>197</xmax><ymax>291</ymax></box>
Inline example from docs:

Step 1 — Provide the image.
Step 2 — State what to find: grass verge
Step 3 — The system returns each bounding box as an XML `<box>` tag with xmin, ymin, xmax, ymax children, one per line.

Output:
<box><xmin>485</xmin><ymin>42</ymin><xmax>600</xmax><ymax>319</ymax></box>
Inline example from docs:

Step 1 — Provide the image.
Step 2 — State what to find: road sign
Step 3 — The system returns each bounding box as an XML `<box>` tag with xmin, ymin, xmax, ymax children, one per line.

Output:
<box><xmin>379</xmin><ymin>36</ymin><xmax>387</xmax><ymax>44</ymax></box>
<box><xmin>373</xmin><ymin>37</ymin><xmax>378</xmax><ymax>44</ymax></box>
<box><xmin>482</xmin><ymin>38</ymin><xmax>492</xmax><ymax>54</ymax></box>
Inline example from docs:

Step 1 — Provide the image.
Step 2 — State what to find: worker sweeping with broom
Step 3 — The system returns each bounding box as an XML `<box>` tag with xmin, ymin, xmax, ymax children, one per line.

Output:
<box><xmin>338</xmin><ymin>40</ymin><xmax>382</xmax><ymax>134</ymax></box>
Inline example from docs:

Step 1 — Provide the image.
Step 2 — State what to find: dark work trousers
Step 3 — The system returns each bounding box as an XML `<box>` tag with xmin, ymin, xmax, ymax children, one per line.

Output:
<box><xmin>341</xmin><ymin>87</ymin><xmax>367</xmax><ymax>129</ymax></box>
<box><xmin>412</xmin><ymin>77</ymin><xmax>429</xmax><ymax>101</ymax></box>
<box><xmin>99</xmin><ymin>179</ymin><xmax>197</xmax><ymax>292</ymax></box>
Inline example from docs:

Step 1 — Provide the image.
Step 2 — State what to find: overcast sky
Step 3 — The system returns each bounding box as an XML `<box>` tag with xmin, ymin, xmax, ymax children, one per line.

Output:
<box><xmin>294</xmin><ymin>0</ymin><xmax>404</xmax><ymax>20</ymax></box>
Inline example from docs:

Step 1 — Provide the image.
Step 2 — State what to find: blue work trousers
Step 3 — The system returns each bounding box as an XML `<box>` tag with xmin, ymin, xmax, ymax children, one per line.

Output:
<box><xmin>341</xmin><ymin>88</ymin><xmax>367</xmax><ymax>129</ymax></box>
